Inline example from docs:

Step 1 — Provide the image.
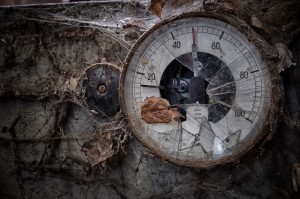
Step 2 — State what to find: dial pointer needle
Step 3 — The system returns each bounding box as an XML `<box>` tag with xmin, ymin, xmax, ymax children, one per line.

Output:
<box><xmin>191</xmin><ymin>28</ymin><xmax>198</xmax><ymax>74</ymax></box>
<box><xmin>140</xmin><ymin>84</ymin><xmax>189</xmax><ymax>90</ymax></box>
<box><xmin>191</xmin><ymin>27</ymin><xmax>204</xmax><ymax>76</ymax></box>
<box><xmin>189</xmin><ymin>27</ymin><xmax>206</xmax><ymax>104</ymax></box>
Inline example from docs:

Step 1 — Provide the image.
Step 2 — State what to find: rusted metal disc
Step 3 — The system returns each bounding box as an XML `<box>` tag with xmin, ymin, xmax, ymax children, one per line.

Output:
<box><xmin>83</xmin><ymin>63</ymin><xmax>121</xmax><ymax>117</ymax></box>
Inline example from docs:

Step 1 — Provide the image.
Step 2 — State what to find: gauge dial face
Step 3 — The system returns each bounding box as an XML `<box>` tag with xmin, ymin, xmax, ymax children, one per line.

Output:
<box><xmin>121</xmin><ymin>14</ymin><xmax>272</xmax><ymax>167</ymax></box>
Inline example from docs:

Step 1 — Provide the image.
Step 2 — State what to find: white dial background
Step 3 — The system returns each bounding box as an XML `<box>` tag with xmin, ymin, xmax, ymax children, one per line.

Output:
<box><xmin>122</xmin><ymin>16</ymin><xmax>271</xmax><ymax>165</ymax></box>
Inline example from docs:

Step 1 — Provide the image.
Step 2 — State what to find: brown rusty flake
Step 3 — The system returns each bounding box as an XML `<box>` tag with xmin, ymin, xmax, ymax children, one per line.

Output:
<box><xmin>149</xmin><ymin>0</ymin><xmax>165</xmax><ymax>19</ymax></box>
<box><xmin>141</xmin><ymin>96</ymin><xmax>182</xmax><ymax>124</ymax></box>
<box><xmin>81</xmin><ymin>130</ymin><xmax>116</xmax><ymax>167</ymax></box>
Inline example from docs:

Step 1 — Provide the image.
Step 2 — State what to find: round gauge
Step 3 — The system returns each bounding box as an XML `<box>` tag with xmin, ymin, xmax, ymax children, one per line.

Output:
<box><xmin>120</xmin><ymin>12</ymin><xmax>280</xmax><ymax>168</ymax></box>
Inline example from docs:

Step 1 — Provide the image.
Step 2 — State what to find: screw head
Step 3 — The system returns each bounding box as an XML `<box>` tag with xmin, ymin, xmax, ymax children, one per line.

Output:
<box><xmin>98</xmin><ymin>84</ymin><xmax>107</xmax><ymax>93</ymax></box>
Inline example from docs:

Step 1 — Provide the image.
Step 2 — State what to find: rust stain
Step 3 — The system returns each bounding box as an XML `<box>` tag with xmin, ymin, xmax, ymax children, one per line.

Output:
<box><xmin>141</xmin><ymin>59</ymin><xmax>149</xmax><ymax>65</ymax></box>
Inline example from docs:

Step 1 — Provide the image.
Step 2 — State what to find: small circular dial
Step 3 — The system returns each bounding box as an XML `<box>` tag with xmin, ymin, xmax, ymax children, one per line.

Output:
<box><xmin>120</xmin><ymin>13</ymin><xmax>274</xmax><ymax>167</ymax></box>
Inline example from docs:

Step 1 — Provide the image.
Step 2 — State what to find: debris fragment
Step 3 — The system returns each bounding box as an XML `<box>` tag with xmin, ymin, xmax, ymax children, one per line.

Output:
<box><xmin>251</xmin><ymin>15</ymin><xmax>264</xmax><ymax>29</ymax></box>
<box><xmin>81</xmin><ymin>130</ymin><xmax>117</xmax><ymax>167</ymax></box>
<box><xmin>149</xmin><ymin>0</ymin><xmax>165</xmax><ymax>19</ymax></box>
<box><xmin>203</xmin><ymin>0</ymin><xmax>235</xmax><ymax>14</ymax></box>
<box><xmin>275</xmin><ymin>43</ymin><xmax>296</xmax><ymax>73</ymax></box>
<box><xmin>69</xmin><ymin>77</ymin><xmax>79</xmax><ymax>91</ymax></box>
<box><xmin>141</xmin><ymin>96</ymin><xmax>182</xmax><ymax>124</ymax></box>
<box><xmin>293</xmin><ymin>163</ymin><xmax>300</xmax><ymax>192</ymax></box>
<box><xmin>122</xmin><ymin>19</ymin><xmax>146</xmax><ymax>29</ymax></box>
<box><xmin>89</xmin><ymin>109</ymin><xmax>99</xmax><ymax>115</ymax></box>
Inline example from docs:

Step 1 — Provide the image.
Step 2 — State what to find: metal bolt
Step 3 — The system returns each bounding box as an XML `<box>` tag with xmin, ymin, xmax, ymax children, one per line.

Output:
<box><xmin>98</xmin><ymin>84</ymin><xmax>107</xmax><ymax>93</ymax></box>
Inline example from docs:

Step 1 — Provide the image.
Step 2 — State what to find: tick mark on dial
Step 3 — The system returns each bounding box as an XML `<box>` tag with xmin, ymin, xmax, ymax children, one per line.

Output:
<box><xmin>250</xmin><ymin>70</ymin><xmax>259</xmax><ymax>73</ymax></box>
<box><xmin>171</xmin><ymin>32</ymin><xmax>175</xmax><ymax>40</ymax></box>
<box><xmin>137</xmin><ymin>72</ymin><xmax>145</xmax><ymax>75</ymax></box>
<box><xmin>219</xmin><ymin>31</ymin><xmax>224</xmax><ymax>40</ymax></box>
<box><xmin>245</xmin><ymin>118</ymin><xmax>253</xmax><ymax>123</ymax></box>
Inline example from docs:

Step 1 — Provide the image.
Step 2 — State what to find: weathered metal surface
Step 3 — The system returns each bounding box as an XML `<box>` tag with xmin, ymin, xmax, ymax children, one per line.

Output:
<box><xmin>83</xmin><ymin>63</ymin><xmax>121</xmax><ymax>116</ymax></box>
<box><xmin>0</xmin><ymin>1</ymin><xmax>299</xmax><ymax>198</ymax></box>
